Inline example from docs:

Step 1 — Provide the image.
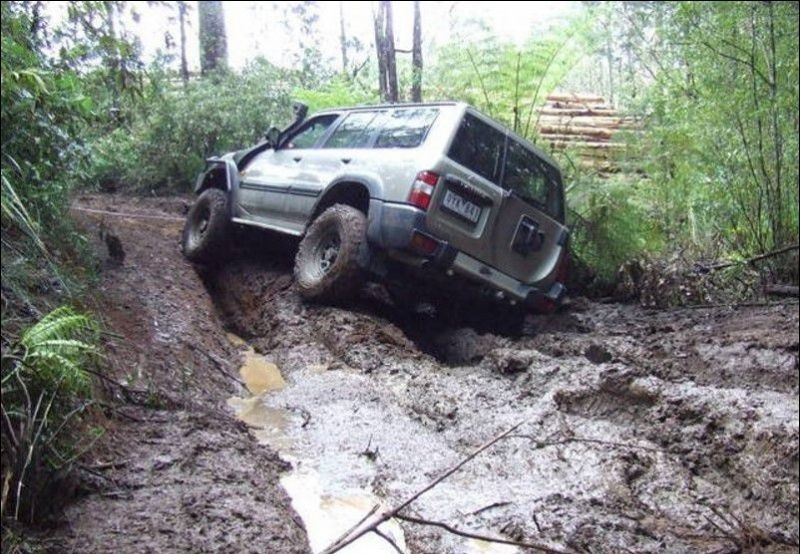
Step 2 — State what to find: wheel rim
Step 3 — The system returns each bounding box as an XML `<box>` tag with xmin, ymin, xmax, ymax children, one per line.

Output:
<box><xmin>189</xmin><ymin>205</ymin><xmax>210</xmax><ymax>247</ymax></box>
<box><xmin>311</xmin><ymin>229</ymin><xmax>341</xmax><ymax>279</ymax></box>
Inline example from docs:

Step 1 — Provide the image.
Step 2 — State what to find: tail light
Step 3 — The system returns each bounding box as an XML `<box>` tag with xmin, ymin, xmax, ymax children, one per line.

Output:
<box><xmin>407</xmin><ymin>171</ymin><xmax>439</xmax><ymax>210</ymax></box>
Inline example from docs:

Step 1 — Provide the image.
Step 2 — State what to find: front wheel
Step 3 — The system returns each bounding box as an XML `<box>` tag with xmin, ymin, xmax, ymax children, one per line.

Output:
<box><xmin>294</xmin><ymin>204</ymin><xmax>367</xmax><ymax>302</ymax></box>
<box><xmin>181</xmin><ymin>188</ymin><xmax>230</xmax><ymax>264</ymax></box>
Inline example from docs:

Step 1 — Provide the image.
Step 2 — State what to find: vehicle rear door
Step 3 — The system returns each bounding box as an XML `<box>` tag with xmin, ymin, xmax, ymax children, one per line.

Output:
<box><xmin>425</xmin><ymin>111</ymin><xmax>567</xmax><ymax>285</ymax></box>
<box><xmin>492</xmin><ymin>136</ymin><xmax>567</xmax><ymax>284</ymax></box>
<box><xmin>425</xmin><ymin>112</ymin><xmax>507</xmax><ymax>268</ymax></box>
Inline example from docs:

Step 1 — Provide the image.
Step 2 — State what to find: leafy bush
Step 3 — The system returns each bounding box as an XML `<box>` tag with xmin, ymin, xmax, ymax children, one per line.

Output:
<box><xmin>567</xmin><ymin>174</ymin><xmax>664</xmax><ymax>285</ymax></box>
<box><xmin>1</xmin><ymin>306</ymin><xmax>99</xmax><ymax>523</ymax></box>
<box><xmin>88</xmin><ymin>60</ymin><xmax>299</xmax><ymax>192</ymax></box>
<box><xmin>1</xmin><ymin>4</ymin><xmax>92</xmax><ymax>243</ymax></box>
<box><xmin>293</xmin><ymin>74</ymin><xmax>377</xmax><ymax>112</ymax></box>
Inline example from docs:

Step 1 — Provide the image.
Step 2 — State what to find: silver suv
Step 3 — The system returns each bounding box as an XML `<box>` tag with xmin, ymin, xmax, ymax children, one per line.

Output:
<box><xmin>182</xmin><ymin>102</ymin><xmax>569</xmax><ymax>311</ymax></box>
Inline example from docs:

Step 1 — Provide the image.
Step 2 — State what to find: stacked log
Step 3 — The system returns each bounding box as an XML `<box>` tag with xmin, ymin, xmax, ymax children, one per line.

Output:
<box><xmin>534</xmin><ymin>93</ymin><xmax>638</xmax><ymax>176</ymax></box>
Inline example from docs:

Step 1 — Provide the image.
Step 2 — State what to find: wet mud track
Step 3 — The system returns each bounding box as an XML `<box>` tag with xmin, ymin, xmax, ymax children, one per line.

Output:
<box><xmin>63</xmin><ymin>195</ymin><xmax>798</xmax><ymax>553</ymax></box>
<box><xmin>56</xmin><ymin>196</ymin><xmax>308</xmax><ymax>553</ymax></box>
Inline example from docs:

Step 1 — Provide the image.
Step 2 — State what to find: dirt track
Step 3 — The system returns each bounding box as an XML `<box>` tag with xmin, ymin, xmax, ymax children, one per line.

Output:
<box><xmin>59</xmin><ymin>195</ymin><xmax>798</xmax><ymax>553</ymax></box>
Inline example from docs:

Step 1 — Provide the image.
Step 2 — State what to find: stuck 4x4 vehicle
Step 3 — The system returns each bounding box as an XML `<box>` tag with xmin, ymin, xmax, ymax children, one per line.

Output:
<box><xmin>182</xmin><ymin>101</ymin><xmax>569</xmax><ymax>311</ymax></box>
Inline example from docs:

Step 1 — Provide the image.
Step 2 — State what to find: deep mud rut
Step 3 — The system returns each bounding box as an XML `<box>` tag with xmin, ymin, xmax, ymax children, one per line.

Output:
<box><xmin>61</xmin><ymin>195</ymin><xmax>798</xmax><ymax>553</ymax></box>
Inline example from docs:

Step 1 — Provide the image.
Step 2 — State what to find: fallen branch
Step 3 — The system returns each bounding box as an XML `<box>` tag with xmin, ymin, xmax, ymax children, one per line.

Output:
<box><xmin>70</xmin><ymin>206</ymin><xmax>185</xmax><ymax>222</ymax></box>
<box><xmin>182</xmin><ymin>339</ymin><xmax>244</xmax><ymax>387</ymax></box>
<box><xmin>765</xmin><ymin>284</ymin><xmax>799</xmax><ymax>298</ymax></box>
<box><xmin>83</xmin><ymin>459</ymin><xmax>130</xmax><ymax>471</ymax></box>
<box><xmin>320</xmin><ymin>420</ymin><xmax>575</xmax><ymax>554</ymax></box>
<box><xmin>663</xmin><ymin>300</ymin><xmax>799</xmax><ymax>311</ymax></box>
<box><xmin>699</xmin><ymin>243</ymin><xmax>799</xmax><ymax>272</ymax></box>
<box><xmin>372</xmin><ymin>528</ymin><xmax>404</xmax><ymax>554</ymax></box>
<box><xmin>396</xmin><ymin>513</ymin><xmax>568</xmax><ymax>553</ymax></box>
<box><xmin>469</xmin><ymin>501</ymin><xmax>512</xmax><ymax>516</ymax></box>
<box><xmin>507</xmin><ymin>434</ymin><xmax>667</xmax><ymax>454</ymax></box>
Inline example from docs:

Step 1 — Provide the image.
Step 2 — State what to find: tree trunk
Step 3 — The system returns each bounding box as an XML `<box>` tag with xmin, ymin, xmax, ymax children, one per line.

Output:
<box><xmin>339</xmin><ymin>1</ymin><xmax>348</xmax><ymax>75</ymax></box>
<box><xmin>105</xmin><ymin>3</ymin><xmax>120</xmax><ymax>119</ymax></box>
<box><xmin>178</xmin><ymin>1</ymin><xmax>189</xmax><ymax>85</ymax></box>
<box><xmin>198</xmin><ymin>0</ymin><xmax>228</xmax><ymax>75</ymax></box>
<box><xmin>411</xmin><ymin>0</ymin><xmax>422</xmax><ymax>102</ymax></box>
<box><xmin>383</xmin><ymin>1</ymin><xmax>398</xmax><ymax>102</ymax></box>
<box><xmin>372</xmin><ymin>2</ymin><xmax>388</xmax><ymax>100</ymax></box>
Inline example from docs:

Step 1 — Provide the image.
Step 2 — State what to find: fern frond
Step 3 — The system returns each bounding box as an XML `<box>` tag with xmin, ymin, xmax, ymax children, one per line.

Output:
<box><xmin>17</xmin><ymin>306</ymin><xmax>99</xmax><ymax>394</ymax></box>
<box><xmin>32</xmin><ymin>339</ymin><xmax>96</xmax><ymax>353</ymax></box>
<box><xmin>21</xmin><ymin>309</ymin><xmax>94</xmax><ymax>346</ymax></box>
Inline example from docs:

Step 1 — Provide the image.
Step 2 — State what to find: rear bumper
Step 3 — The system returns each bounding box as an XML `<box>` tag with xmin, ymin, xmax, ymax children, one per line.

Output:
<box><xmin>366</xmin><ymin>199</ymin><xmax>566</xmax><ymax>306</ymax></box>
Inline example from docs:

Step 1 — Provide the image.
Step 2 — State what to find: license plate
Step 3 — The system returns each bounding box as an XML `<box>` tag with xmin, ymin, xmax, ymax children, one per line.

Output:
<box><xmin>442</xmin><ymin>190</ymin><xmax>481</xmax><ymax>223</ymax></box>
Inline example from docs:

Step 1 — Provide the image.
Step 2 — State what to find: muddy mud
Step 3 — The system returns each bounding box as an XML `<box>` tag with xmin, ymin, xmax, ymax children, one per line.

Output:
<box><xmin>60</xmin><ymin>195</ymin><xmax>798</xmax><ymax>553</ymax></box>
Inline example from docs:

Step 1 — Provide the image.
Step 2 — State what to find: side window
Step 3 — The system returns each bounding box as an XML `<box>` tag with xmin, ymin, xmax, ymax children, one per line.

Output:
<box><xmin>284</xmin><ymin>115</ymin><xmax>338</xmax><ymax>149</ymax></box>
<box><xmin>323</xmin><ymin>111</ymin><xmax>382</xmax><ymax>149</ymax></box>
<box><xmin>503</xmin><ymin>138</ymin><xmax>561</xmax><ymax>218</ymax></box>
<box><xmin>374</xmin><ymin>108</ymin><xmax>439</xmax><ymax>148</ymax></box>
<box><xmin>447</xmin><ymin>113</ymin><xmax>506</xmax><ymax>184</ymax></box>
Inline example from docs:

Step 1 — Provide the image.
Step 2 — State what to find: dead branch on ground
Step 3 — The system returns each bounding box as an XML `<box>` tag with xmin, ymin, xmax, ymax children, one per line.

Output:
<box><xmin>319</xmin><ymin>420</ymin><xmax>575</xmax><ymax>554</ymax></box>
<box><xmin>396</xmin><ymin>513</ymin><xmax>564</xmax><ymax>551</ymax></box>
<box><xmin>698</xmin><ymin>243</ymin><xmax>798</xmax><ymax>272</ymax></box>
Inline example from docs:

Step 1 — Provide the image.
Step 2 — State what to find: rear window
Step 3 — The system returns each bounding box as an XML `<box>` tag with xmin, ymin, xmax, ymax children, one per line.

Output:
<box><xmin>448</xmin><ymin>113</ymin><xmax>563</xmax><ymax>220</ymax></box>
<box><xmin>374</xmin><ymin>108</ymin><xmax>439</xmax><ymax>148</ymax></box>
<box><xmin>447</xmin><ymin>113</ymin><xmax>506</xmax><ymax>183</ymax></box>
<box><xmin>503</xmin><ymin>137</ymin><xmax>563</xmax><ymax>219</ymax></box>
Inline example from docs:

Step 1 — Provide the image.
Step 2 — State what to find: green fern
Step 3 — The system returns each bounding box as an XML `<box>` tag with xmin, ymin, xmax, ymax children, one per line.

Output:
<box><xmin>19</xmin><ymin>306</ymin><xmax>98</xmax><ymax>393</ymax></box>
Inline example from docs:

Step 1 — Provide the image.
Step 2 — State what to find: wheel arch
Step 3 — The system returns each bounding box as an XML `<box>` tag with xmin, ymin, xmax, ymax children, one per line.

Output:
<box><xmin>308</xmin><ymin>178</ymin><xmax>376</xmax><ymax>224</ymax></box>
<box><xmin>194</xmin><ymin>158</ymin><xmax>239</xmax><ymax>195</ymax></box>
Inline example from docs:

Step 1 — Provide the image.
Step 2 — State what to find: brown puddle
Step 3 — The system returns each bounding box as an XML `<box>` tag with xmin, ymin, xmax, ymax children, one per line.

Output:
<box><xmin>226</xmin><ymin>333</ymin><xmax>292</xmax><ymax>451</ymax></box>
<box><xmin>227</xmin><ymin>332</ymin><xmax>286</xmax><ymax>394</ymax></box>
<box><xmin>225</xmin><ymin>333</ymin><xmax>408</xmax><ymax>553</ymax></box>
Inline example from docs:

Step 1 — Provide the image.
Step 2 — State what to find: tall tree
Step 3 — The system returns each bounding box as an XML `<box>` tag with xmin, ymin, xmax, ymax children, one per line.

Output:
<box><xmin>177</xmin><ymin>1</ymin><xmax>189</xmax><ymax>85</ymax></box>
<box><xmin>339</xmin><ymin>1</ymin><xmax>348</xmax><ymax>74</ymax></box>
<box><xmin>198</xmin><ymin>0</ymin><xmax>227</xmax><ymax>75</ymax></box>
<box><xmin>372</xmin><ymin>2</ymin><xmax>387</xmax><ymax>98</ymax></box>
<box><xmin>411</xmin><ymin>0</ymin><xmax>422</xmax><ymax>102</ymax></box>
<box><xmin>373</xmin><ymin>1</ymin><xmax>398</xmax><ymax>102</ymax></box>
<box><xmin>383</xmin><ymin>1</ymin><xmax>398</xmax><ymax>102</ymax></box>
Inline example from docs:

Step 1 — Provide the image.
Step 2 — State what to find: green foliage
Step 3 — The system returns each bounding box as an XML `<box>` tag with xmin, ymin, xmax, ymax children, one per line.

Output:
<box><xmin>1</xmin><ymin>306</ymin><xmax>99</xmax><ymax>523</ymax></box>
<box><xmin>19</xmin><ymin>306</ymin><xmax>99</xmax><ymax>395</ymax></box>
<box><xmin>591</xmin><ymin>1</ymin><xmax>799</xmax><ymax>280</ymax></box>
<box><xmin>568</xmin><ymin>175</ymin><xmax>664</xmax><ymax>283</ymax></box>
<box><xmin>293</xmin><ymin>75</ymin><xmax>377</xmax><ymax>112</ymax></box>
<box><xmin>426</xmin><ymin>20</ymin><xmax>588</xmax><ymax>140</ymax></box>
<box><xmin>88</xmin><ymin>60</ymin><xmax>297</xmax><ymax>191</ymax></box>
<box><xmin>1</xmin><ymin>4</ymin><xmax>92</xmax><ymax>238</ymax></box>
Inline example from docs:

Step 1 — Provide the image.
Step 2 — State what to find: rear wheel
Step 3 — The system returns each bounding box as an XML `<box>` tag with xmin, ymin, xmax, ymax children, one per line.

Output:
<box><xmin>181</xmin><ymin>188</ymin><xmax>230</xmax><ymax>264</ymax></box>
<box><xmin>294</xmin><ymin>204</ymin><xmax>366</xmax><ymax>302</ymax></box>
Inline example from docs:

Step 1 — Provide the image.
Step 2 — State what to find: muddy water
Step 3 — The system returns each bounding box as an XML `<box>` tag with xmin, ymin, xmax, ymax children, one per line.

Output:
<box><xmin>227</xmin><ymin>343</ymin><xmax>532</xmax><ymax>554</ymax></box>
<box><xmin>226</xmin><ymin>334</ymin><xmax>407</xmax><ymax>554</ymax></box>
<box><xmin>212</xmin><ymin>261</ymin><xmax>799</xmax><ymax>553</ymax></box>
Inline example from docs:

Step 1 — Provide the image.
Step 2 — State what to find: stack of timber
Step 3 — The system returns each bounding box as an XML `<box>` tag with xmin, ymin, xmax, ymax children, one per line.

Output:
<box><xmin>534</xmin><ymin>93</ymin><xmax>638</xmax><ymax>175</ymax></box>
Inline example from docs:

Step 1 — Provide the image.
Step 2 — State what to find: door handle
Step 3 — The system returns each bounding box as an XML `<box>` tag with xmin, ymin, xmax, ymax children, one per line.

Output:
<box><xmin>293</xmin><ymin>156</ymin><xmax>302</xmax><ymax>163</ymax></box>
<box><xmin>340</xmin><ymin>158</ymin><xmax>351</xmax><ymax>164</ymax></box>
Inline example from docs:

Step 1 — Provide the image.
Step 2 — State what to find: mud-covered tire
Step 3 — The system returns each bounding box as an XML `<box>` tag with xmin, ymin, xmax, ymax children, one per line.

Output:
<box><xmin>294</xmin><ymin>204</ymin><xmax>366</xmax><ymax>302</ymax></box>
<box><xmin>181</xmin><ymin>188</ymin><xmax>230</xmax><ymax>264</ymax></box>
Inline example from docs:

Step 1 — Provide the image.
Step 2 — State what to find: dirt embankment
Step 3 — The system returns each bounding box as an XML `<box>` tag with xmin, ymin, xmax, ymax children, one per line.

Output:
<box><xmin>53</xmin><ymin>196</ymin><xmax>309</xmax><ymax>553</ymax></box>
<box><xmin>59</xmin><ymin>194</ymin><xmax>798</xmax><ymax>554</ymax></box>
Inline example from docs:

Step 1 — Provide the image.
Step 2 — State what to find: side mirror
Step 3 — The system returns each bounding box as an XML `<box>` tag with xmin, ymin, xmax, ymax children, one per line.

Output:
<box><xmin>264</xmin><ymin>126</ymin><xmax>281</xmax><ymax>147</ymax></box>
<box><xmin>292</xmin><ymin>102</ymin><xmax>308</xmax><ymax>122</ymax></box>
